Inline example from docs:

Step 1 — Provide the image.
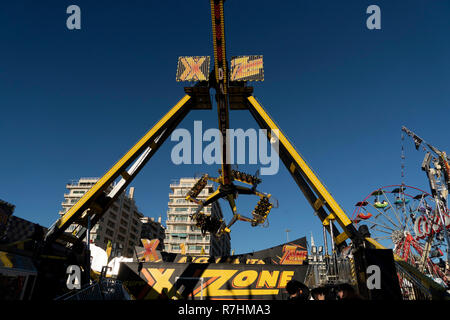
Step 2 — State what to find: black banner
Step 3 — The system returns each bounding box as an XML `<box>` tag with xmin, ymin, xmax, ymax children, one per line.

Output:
<box><xmin>118</xmin><ymin>261</ymin><xmax>308</xmax><ymax>300</ymax></box>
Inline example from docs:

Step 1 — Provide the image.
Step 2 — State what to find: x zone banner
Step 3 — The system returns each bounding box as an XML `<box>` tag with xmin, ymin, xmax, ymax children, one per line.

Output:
<box><xmin>118</xmin><ymin>262</ymin><xmax>307</xmax><ymax>300</ymax></box>
<box><xmin>125</xmin><ymin>237</ymin><xmax>308</xmax><ymax>299</ymax></box>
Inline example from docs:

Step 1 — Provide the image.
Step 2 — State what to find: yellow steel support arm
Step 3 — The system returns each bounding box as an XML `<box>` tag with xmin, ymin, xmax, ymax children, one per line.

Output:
<box><xmin>246</xmin><ymin>96</ymin><xmax>360</xmax><ymax>248</ymax></box>
<box><xmin>45</xmin><ymin>95</ymin><xmax>192</xmax><ymax>244</ymax></box>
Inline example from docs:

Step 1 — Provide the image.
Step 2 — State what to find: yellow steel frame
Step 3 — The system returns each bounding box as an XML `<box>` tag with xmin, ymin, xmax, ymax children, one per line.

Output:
<box><xmin>47</xmin><ymin>8</ymin><xmax>366</xmax><ymax>250</ymax></box>
<box><xmin>46</xmin><ymin>0</ymin><xmax>377</xmax><ymax>253</ymax></box>
<box><xmin>47</xmin><ymin>90</ymin><xmax>377</xmax><ymax>251</ymax></box>
<box><xmin>46</xmin><ymin>0</ymin><xmax>374</xmax><ymax>253</ymax></box>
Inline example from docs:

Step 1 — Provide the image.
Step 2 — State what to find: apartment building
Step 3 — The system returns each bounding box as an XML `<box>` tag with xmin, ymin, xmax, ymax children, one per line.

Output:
<box><xmin>165</xmin><ymin>178</ymin><xmax>231</xmax><ymax>256</ymax></box>
<box><xmin>59</xmin><ymin>177</ymin><xmax>143</xmax><ymax>257</ymax></box>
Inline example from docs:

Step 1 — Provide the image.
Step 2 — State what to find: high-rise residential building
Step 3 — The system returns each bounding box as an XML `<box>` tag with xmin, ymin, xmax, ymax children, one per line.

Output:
<box><xmin>59</xmin><ymin>177</ymin><xmax>143</xmax><ymax>257</ymax></box>
<box><xmin>0</xmin><ymin>199</ymin><xmax>47</xmax><ymax>244</ymax></box>
<box><xmin>165</xmin><ymin>178</ymin><xmax>231</xmax><ymax>256</ymax></box>
<box><xmin>140</xmin><ymin>216</ymin><xmax>165</xmax><ymax>251</ymax></box>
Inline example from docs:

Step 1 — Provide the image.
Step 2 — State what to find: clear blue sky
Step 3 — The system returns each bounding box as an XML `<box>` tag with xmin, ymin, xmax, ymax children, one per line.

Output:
<box><xmin>1</xmin><ymin>1</ymin><xmax>449</xmax><ymax>254</ymax></box>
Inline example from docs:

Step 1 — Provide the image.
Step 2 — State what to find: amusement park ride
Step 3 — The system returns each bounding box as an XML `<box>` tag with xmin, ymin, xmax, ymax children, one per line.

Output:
<box><xmin>353</xmin><ymin>127</ymin><xmax>450</xmax><ymax>287</ymax></box>
<box><xmin>10</xmin><ymin>0</ymin><xmax>447</xmax><ymax>299</ymax></box>
<box><xmin>45</xmin><ymin>0</ymin><xmax>367</xmax><ymax>251</ymax></box>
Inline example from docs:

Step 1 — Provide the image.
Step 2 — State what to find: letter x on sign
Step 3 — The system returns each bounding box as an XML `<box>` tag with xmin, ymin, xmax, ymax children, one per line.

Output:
<box><xmin>139</xmin><ymin>239</ymin><xmax>160</xmax><ymax>262</ymax></box>
<box><xmin>176</xmin><ymin>56</ymin><xmax>210</xmax><ymax>82</ymax></box>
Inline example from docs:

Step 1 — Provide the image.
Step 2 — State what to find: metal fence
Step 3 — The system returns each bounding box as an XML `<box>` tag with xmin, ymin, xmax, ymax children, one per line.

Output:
<box><xmin>394</xmin><ymin>261</ymin><xmax>433</xmax><ymax>300</ymax></box>
<box><xmin>304</xmin><ymin>255</ymin><xmax>447</xmax><ymax>300</ymax></box>
<box><xmin>305</xmin><ymin>256</ymin><xmax>357</xmax><ymax>289</ymax></box>
<box><xmin>54</xmin><ymin>279</ymin><xmax>130</xmax><ymax>300</ymax></box>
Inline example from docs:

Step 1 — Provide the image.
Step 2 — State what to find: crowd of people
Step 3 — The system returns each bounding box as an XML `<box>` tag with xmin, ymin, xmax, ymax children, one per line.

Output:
<box><xmin>286</xmin><ymin>280</ymin><xmax>363</xmax><ymax>301</ymax></box>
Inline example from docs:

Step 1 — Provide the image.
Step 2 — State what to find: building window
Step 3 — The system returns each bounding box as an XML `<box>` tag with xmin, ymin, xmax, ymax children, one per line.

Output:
<box><xmin>119</xmin><ymin>227</ymin><xmax>126</xmax><ymax>235</ymax></box>
<box><xmin>117</xmin><ymin>235</ymin><xmax>125</xmax><ymax>242</ymax></box>
<box><xmin>105</xmin><ymin>229</ymin><xmax>114</xmax><ymax>237</ymax></box>
<box><xmin>172</xmin><ymin>215</ymin><xmax>188</xmax><ymax>222</ymax></box>
<box><xmin>107</xmin><ymin>221</ymin><xmax>115</xmax><ymax>229</ymax></box>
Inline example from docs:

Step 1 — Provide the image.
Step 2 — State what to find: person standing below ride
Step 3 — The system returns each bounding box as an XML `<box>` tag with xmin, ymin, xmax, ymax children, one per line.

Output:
<box><xmin>310</xmin><ymin>287</ymin><xmax>327</xmax><ymax>300</ymax></box>
<box><xmin>336</xmin><ymin>283</ymin><xmax>363</xmax><ymax>300</ymax></box>
<box><xmin>285</xmin><ymin>280</ymin><xmax>310</xmax><ymax>301</ymax></box>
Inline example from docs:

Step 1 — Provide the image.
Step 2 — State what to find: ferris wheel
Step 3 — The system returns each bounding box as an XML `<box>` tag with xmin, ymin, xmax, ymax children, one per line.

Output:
<box><xmin>352</xmin><ymin>185</ymin><xmax>450</xmax><ymax>287</ymax></box>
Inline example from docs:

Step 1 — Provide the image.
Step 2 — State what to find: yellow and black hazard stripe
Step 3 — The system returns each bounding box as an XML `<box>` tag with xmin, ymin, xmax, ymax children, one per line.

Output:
<box><xmin>210</xmin><ymin>0</ymin><xmax>227</xmax><ymax>94</ymax></box>
<box><xmin>210</xmin><ymin>0</ymin><xmax>233</xmax><ymax>185</ymax></box>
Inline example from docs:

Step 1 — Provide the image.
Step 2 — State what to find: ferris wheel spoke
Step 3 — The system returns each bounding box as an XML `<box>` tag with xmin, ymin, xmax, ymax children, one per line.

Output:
<box><xmin>363</xmin><ymin>219</ymin><xmax>397</xmax><ymax>232</ymax></box>
<box><xmin>400</xmin><ymin>196</ymin><xmax>414</xmax><ymax>234</ymax></box>
<box><xmin>410</xmin><ymin>199</ymin><xmax>420</xmax><ymax>212</ymax></box>
<box><xmin>413</xmin><ymin>195</ymin><xmax>426</xmax><ymax>213</ymax></box>
<box><xmin>368</xmin><ymin>202</ymin><xmax>401</xmax><ymax>230</ymax></box>
<box><xmin>372</xmin><ymin>227</ymin><xmax>393</xmax><ymax>235</ymax></box>
<box><xmin>373</xmin><ymin>236</ymin><xmax>392</xmax><ymax>241</ymax></box>
<box><xmin>381</xmin><ymin>191</ymin><xmax>404</xmax><ymax>227</ymax></box>
<box><xmin>405</xmin><ymin>207</ymin><xmax>417</xmax><ymax>234</ymax></box>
